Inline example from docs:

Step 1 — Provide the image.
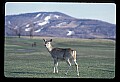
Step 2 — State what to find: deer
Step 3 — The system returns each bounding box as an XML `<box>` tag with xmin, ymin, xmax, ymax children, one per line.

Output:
<box><xmin>43</xmin><ymin>39</ymin><xmax>79</xmax><ymax>76</ymax></box>
<box><xmin>32</xmin><ymin>42</ymin><xmax>36</xmax><ymax>47</ymax></box>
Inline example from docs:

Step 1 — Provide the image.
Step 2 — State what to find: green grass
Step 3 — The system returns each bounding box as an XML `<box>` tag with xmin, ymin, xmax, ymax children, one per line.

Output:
<box><xmin>4</xmin><ymin>36</ymin><xmax>115</xmax><ymax>78</ymax></box>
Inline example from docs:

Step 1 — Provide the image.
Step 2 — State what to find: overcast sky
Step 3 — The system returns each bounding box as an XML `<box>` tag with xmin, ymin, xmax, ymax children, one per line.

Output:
<box><xmin>5</xmin><ymin>2</ymin><xmax>116</xmax><ymax>24</ymax></box>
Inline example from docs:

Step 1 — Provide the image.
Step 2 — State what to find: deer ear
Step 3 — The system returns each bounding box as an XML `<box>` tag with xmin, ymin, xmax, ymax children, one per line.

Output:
<box><xmin>50</xmin><ymin>39</ymin><xmax>52</xmax><ymax>42</ymax></box>
<box><xmin>43</xmin><ymin>39</ymin><xmax>46</xmax><ymax>42</ymax></box>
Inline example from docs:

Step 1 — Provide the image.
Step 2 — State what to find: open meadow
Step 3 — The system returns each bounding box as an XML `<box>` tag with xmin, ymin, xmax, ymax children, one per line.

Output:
<box><xmin>4</xmin><ymin>36</ymin><xmax>115</xmax><ymax>78</ymax></box>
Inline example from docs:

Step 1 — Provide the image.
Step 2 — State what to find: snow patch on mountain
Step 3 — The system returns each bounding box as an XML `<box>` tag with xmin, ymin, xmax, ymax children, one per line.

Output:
<box><xmin>54</xmin><ymin>15</ymin><xmax>59</xmax><ymax>19</ymax></box>
<box><xmin>34</xmin><ymin>13</ymin><xmax>41</xmax><ymax>19</ymax></box>
<box><xmin>44</xmin><ymin>15</ymin><xmax>51</xmax><ymax>21</ymax></box>
<box><xmin>56</xmin><ymin>22</ymin><xmax>67</xmax><ymax>27</ymax></box>
<box><xmin>67</xmin><ymin>30</ymin><xmax>75</xmax><ymax>36</ymax></box>
<box><xmin>25</xmin><ymin>28</ymin><xmax>32</xmax><ymax>31</ymax></box>
<box><xmin>14</xmin><ymin>26</ymin><xmax>18</xmax><ymax>29</ymax></box>
<box><xmin>38</xmin><ymin>21</ymin><xmax>49</xmax><ymax>26</ymax></box>
<box><xmin>8</xmin><ymin>21</ymin><xmax>11</xmax><ymax>25</ymax></box>
<box><xmin>34</xmin><ymin>29</ymin><xmax>41</xmax><ymax>32</ymax></box>
<box><xmin>34</xmin><ymin>27</ymin><xmax>44</xmax><ymax>33</ymax></box>
<box><xmin>26</xmin><ymin>24</ymin><xmax>30</xmax><ymax>27</ymax></box>
<box><xmin>37</xmin><ymin>15</ymin><xmax>51</xmax><ymax>26</ymax></box>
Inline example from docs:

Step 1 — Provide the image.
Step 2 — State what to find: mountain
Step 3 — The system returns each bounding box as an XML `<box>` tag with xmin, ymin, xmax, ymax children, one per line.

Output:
<box><xmin>5</xmin><ymin>12</ymin><xmax>116</xmax><ymax>39</ymax></box>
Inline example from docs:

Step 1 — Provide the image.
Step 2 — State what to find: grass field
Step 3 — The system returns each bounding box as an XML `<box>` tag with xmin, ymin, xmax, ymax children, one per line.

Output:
<box><xmin>4</xmin><ymin>36</ymin><xmax>115</xmax><ymax>78</ymax></box>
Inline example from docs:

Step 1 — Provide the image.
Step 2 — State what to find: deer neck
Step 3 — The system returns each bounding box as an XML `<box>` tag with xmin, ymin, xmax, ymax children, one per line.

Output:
<box><xmin>46</xmin><ymin>44</ymin><xmax>53</xmax><ymax>52</ymax></box>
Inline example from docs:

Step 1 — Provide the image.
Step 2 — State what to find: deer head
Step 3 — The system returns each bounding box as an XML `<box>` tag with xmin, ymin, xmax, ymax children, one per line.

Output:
<box><xmin>43</xmin><ymin>39</ymin><xmax>53</xmax><ymax>51</ymax></box>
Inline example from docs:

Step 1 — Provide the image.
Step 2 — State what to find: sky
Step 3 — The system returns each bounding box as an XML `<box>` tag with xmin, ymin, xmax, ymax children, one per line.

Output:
<box><xmin>5</xmin><ymin>2</ymin><xmax>116</xmax><ymax>24</ymax></box>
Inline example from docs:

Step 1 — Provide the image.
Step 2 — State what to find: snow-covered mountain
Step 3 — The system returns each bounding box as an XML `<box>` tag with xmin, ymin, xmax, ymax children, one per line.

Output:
<box><xmin>5</xmin><ymin>12</ymin><xmax>116</xmax><ymax>39</ymax></box>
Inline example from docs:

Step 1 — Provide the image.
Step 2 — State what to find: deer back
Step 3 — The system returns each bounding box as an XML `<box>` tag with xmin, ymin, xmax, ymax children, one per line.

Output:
<box><xmin>50</xmin><ymin>48</ymin><xmax>75</xmax><ymax>60</ymax></box>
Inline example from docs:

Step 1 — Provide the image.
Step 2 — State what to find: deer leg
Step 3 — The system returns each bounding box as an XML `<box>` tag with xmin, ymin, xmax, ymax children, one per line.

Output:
<box><xmin>65</xmin><ymin>59</ymin><xmax>71</xmax><ymax>75</ymax></box>
<box><xmin>53</xmin><ymin>59</ymin><xmax>58</xmax><ymax>73</ymax></box>
<box><xmin>55</xmin><ymin>62</ymin><xmax>58</xmax><ymax>73</ymax></box>
<box><xmin>53</xmin><ymin>66</ymin><xmax>56</xmax><ymax>73</ymax></box>
<box><xmin>74</xmin><ymin>60</ymin><xmax>79</xmax><ymax>76</ymax></box>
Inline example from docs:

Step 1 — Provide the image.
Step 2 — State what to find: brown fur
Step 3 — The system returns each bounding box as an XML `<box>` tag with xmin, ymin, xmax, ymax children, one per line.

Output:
<box><xmin>43</xmin><ymin>39</ymin><xmax>79</xmax><ymax>76</ymax></box>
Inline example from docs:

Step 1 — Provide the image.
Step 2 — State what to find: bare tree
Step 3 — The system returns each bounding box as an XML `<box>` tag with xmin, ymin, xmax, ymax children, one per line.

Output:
<box><xmin>29</xmin><ymin>27</ymin><xmax>34</xmax><ymax>38</ymax></box>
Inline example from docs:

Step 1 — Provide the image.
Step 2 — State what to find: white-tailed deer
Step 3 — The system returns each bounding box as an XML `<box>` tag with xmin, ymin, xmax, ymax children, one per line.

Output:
<box><xmin>43</xmin><ymin>39</ymin><xmax>79</xmax><ymax>76</ymax></box>
<box><xmin>32</xmin><ymin>42</ymin><xmax>36</xmax><ymax>47</ymax></box>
